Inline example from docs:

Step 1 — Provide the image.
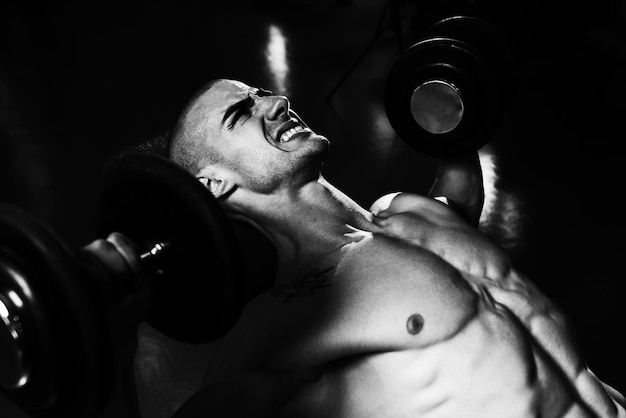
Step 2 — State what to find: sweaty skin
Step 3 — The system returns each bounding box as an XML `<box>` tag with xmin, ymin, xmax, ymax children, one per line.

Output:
<box><xmin>166</xmin><ymin>79</ymin><xmax>625</xmax><ymax>418</ymax></box>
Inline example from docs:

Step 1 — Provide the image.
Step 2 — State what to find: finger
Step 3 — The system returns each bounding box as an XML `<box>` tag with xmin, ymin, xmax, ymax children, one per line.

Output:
<box><xmin>83</xmin><ymin>238</ymin><xmax>133</xmax><ymax>278</ymax></box>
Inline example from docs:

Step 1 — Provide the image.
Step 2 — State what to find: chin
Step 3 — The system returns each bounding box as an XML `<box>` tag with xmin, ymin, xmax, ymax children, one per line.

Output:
<box><xmin>308</xmin><ymin>135</ymin><xmax>330</xmax><ymax>160</ymax></box>
<box><xmin>282</xmin><ymin>134</ymin><xmax>328</xmax><ymax>182</ymax></box>
<box><xmin>313</xmin><ymin>133</ymin><xmax>331</xmax><ymax>150</ymax></box>
<box><xmin>291</xmin><ymin>151</ymin><xmax>326</xmax><ymax>184</ymax></box>
<box><xmin>301</xmin><ymin>134</ymin><xmax>330</xmax><ymax>159</ymax></box>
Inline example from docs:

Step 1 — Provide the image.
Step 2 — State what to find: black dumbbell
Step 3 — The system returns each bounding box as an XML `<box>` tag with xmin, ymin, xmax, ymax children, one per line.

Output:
<box><xmin>0</xmin><ymin>154</ymin><xmax>276</xmax><ymax>417</ymax></box>
<box><xmin>385</xmin><ymin>15</ymin><xmax>518</xmax><ymax>157</ymax></box>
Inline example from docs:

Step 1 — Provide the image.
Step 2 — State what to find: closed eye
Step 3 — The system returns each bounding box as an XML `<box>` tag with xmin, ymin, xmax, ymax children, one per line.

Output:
<box><xmin>222</xmin><ymin>96</ymin><xmax>255</xmax><ymax>130</ymax></box>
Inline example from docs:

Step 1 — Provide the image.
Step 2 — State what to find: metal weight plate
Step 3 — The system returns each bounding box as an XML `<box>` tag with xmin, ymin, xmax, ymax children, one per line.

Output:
<box><xmin>423</xmin><ymin>15</ymin><xmax>519</xmax><ymax>104</ymax></box>
<box><xmin>385</xmin><ymin>15</ymin><xmax>517</xmax><ymax>157</ymax></box>
<box><xmin>385</xmin><ymin>36</ymin><xmax>499</xmax><ymax>157</ymax></box>
<box><xmin>97</xmin><ymin>154</ymin><xmax>245</xmax><ymax>343</ymax></box>
<box><xmin>0</xmin><ymin>204</ymin><xmax>112</xmax><ymax>417</ymax></box>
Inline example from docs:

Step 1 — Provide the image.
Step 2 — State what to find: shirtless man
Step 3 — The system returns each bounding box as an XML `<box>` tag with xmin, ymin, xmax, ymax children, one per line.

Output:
<box><xmin>97</xmin><ymin>78</ymin><xmax>625</xmax><ymax>417</ymax></box>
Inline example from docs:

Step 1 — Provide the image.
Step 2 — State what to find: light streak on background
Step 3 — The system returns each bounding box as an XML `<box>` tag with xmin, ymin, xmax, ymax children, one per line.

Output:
<box><xmin>479</xmin><ymin>149</ymin><xmax>524</xmax><ymax>249</ymax></box>
<box><xmin>369</xmin><ymin>102</ymin><xmax>397</xmax><ymax>161</ymax></box>
<box><xmin>479</xmin><ymin>150</ymin><xmax>498</xmax><ymax>225</ymax></box>
<box><xmin>265</xmin><ymin>24</ymin><xmax>290</xmax><ymax>95</ymax></box>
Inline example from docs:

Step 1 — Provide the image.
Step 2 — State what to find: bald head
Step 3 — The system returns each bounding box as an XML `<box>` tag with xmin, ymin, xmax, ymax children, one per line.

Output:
<box><xmin>169</xmin><ymin>78</ymin><xmax>330</xmax><ymax>198</ymax></box>
<box><xmin>169</xmin><ymin>79</ymin><xmax>222</xmax><ymax>175</ymax></box>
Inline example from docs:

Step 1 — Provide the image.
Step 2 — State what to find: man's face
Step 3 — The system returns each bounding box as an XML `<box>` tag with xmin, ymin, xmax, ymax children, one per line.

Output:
<box><xmin>196</xmin><ymin>79</ymin><xmax>330</xmax><ymax>193</ymax></box>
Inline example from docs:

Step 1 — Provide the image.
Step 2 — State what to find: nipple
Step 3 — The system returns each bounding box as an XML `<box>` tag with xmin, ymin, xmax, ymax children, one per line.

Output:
<box><xmin>406</xmin><ymin>313</ymin><xmax>424</xmax><ymax>335</ymax></box>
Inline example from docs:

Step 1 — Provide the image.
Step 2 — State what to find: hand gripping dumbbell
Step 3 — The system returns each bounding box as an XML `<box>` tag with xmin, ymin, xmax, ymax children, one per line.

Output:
<box><xmin>0</xmin><ymin>154</ymin><xmax>277</xmax><ymax>417</ymax></box>
<box><xmin>385</xmin><ymin>15</ymin><xmax>519</xmax><ymax>157</ymax></box>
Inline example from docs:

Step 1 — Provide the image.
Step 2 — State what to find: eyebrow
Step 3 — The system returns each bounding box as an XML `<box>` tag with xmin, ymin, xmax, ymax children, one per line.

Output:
<box><xmin>221</xmin><ymin>95</ymin><xmax>254</xmax><ymax>129</ymax></box>
<box><xmin>220</xmin><ymin>88</ymin><xmax>274</xmax><ymax>129</ymax></box>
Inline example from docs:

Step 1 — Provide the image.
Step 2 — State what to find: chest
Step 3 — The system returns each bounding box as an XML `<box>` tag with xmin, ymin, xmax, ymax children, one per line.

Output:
<box><xmin>378</xmin><ymin>211</ymin><xmax>512</xmax><ymax>280</ymax></box>
<box><xmin>207</xmin><ymin>236</ymin><xmax>481</xmax><ymax>379</ymax></box>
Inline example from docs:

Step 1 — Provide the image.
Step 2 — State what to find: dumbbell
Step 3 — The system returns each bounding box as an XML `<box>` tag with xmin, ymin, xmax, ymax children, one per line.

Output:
<box><xmin>385</xmin><ymin>15</ymin><xmax>518</xmax><ymax>157</ymax></box>
<box><xmin>0</xmin><ymin>154</ymin><xmax>277</xmax><ymax>417</ymax></box>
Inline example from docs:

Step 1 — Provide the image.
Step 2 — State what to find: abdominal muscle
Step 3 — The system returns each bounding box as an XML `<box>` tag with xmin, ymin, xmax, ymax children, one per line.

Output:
<box><xmin>277</xmin><ymin>208</ymin><xmax>592</xmax><ymax>417</ymax></box>
<box><xmin>204</xmin><ymin>200</ymin><xmax>594</xmax><ymax>418</ymax></box>
<box><xmin>280</xmin><ymin>291</ymin><xmax>585</xmax><ymax>418</ymax></box>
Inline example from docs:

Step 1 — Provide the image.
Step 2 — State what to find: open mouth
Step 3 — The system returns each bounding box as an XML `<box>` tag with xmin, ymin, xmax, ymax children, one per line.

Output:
<box><xmin>279</xmin><ymin>124</ymin><xmax>310</xmax><ymax>142</ymax></box>
<box><xmin>273</xmin><ymin>117</ymin><xmax>312</xmax><ymax>147</ymax></box>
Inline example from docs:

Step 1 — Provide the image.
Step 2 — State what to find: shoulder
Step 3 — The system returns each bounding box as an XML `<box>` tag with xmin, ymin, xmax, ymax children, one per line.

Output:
<box><xmin>370</xmin><ymin>192</ymin><xmax>426</xmax><ymax>215</ymax></box>
<box><xmin>370</xmin><ymin>192</ymin><xmax>462</xmax><ymax>225</ymax></box>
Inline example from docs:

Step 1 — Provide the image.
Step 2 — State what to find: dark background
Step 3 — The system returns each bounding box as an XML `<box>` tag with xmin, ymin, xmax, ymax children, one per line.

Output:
<box><xmin>1</xmin><ymin>0</ymin><xmax>625</xmax><ymax>416</ymax></box>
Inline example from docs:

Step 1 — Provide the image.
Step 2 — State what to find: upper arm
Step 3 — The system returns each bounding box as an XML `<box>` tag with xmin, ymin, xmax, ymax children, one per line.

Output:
<box><xmin>574</xmin><ymin>368</ymin><xmax>626</xmax><ymax>417</ymax></box>
<box><xmin>370</xmin><ymin>192</ymin><xmax>469</xmax><ymax>225</ymax></box>
<box><xmin>487</xmin><ymin>272</ymin><xmax>626</xmax><ymax>416</ymax></box>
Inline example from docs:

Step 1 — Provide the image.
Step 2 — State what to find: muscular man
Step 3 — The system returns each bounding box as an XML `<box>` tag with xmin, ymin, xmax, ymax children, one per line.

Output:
<box><xmin>97</xmin><ymin>78</ymin><xmax>625</xmax><ymax>417</ymax></box>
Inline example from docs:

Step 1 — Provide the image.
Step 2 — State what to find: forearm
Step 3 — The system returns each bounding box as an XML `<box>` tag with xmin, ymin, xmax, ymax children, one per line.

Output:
<box><xmin>98</xmin><ymin>366</ymin><xmax>142</xmax><ymax>418</ymax></box>
<box><xmin>98</xmin><ymin>295</ymin><xmax>145</xmax><ymax>418</ymax></box>
<box><xmin>427</xmin><ymin>152</ymin><xmax>484</xmax><ymax>225</ymax></box>
<box><xmin>82</xmin><ymin>234</ymin><xmax>146</xmax><ymax>418</ymax></box>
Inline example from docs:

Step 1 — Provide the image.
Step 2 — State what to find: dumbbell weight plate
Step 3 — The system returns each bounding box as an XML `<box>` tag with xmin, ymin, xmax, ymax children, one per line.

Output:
<box><xmin>386</xmin><ymin>36</ymin><xmax>500</xmax><ymax>157</ymax></box>
<box><xmin>97</xmin><ymin>154</ymin><xmax>245</xmax><ymax>343</ymax></box>
<box><xmin>423</xmin><ymin>15</ymin><xmax>518</xmax><ymax>103</ymax></box>
<box><xmin>0</xmin><ymin>204</ymin><xmax>112</xmax><ymax>416</ymax></box>
<box><xmin>385</xmin><ymin>15</ymin><xmax>515</xmax><ymax>157</ymax></box>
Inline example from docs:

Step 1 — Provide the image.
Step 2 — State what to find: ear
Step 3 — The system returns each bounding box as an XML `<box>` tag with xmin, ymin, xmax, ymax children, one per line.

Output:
<box><xmin>197</xmin><ymin>166</ymin><xmax>237</xmax><ymax>199</ymax></box>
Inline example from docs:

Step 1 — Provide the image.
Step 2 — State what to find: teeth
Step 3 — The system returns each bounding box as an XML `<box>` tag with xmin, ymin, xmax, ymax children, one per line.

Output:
<box><xmin>279</xmin><ymin>125</ymin><xmax>305</xmax><ymax>142</ymax></box>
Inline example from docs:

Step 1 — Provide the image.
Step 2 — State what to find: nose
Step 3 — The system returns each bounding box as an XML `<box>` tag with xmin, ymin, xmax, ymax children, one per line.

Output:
<box><xmin>265</xmin><ymin>95</ymin><xmax>290</xmax><ymax>121</ymax></box>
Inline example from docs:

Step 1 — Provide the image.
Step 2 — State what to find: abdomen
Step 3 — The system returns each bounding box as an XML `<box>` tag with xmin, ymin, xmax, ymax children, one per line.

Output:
<box><xmin>281</xmin><ymin>295</ymin><xmax>584</xmax><ymax>418</ymax></box>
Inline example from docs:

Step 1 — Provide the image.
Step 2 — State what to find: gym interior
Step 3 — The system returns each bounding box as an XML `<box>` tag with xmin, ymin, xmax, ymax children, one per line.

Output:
<box><xmin>1</xmin><ymin>0</ymin><xmax>625</xmax><ymax>417</ymax></box>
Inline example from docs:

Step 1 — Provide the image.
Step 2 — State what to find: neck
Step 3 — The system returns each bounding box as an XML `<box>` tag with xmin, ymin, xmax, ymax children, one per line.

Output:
<box><xmin>230</xmin><ymin>176</ymin><xmax>376</xmax><ymax>276</ymax></box>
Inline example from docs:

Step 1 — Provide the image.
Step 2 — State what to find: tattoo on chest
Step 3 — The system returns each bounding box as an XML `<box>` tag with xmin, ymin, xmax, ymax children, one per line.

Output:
<box><xmin>407</xmin><ymin>314</ymin><xmax>424</xmax><ymax>335</ymax></box>
<box><xmin>267</xmin><ymin>267</ymin><xmax>334</xmax><ymax>301</ymax></box>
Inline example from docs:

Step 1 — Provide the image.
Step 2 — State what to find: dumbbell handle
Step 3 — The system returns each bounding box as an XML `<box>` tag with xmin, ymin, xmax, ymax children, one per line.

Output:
<box><xmin>78</xmin><ymin>240</ymin><xmax>170</xmax><ymax>309</ymax></box>
<box><xmin>139</xmin><ymin>241</ymin><xmax>170</xmax><ymax>261</ymax></box>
